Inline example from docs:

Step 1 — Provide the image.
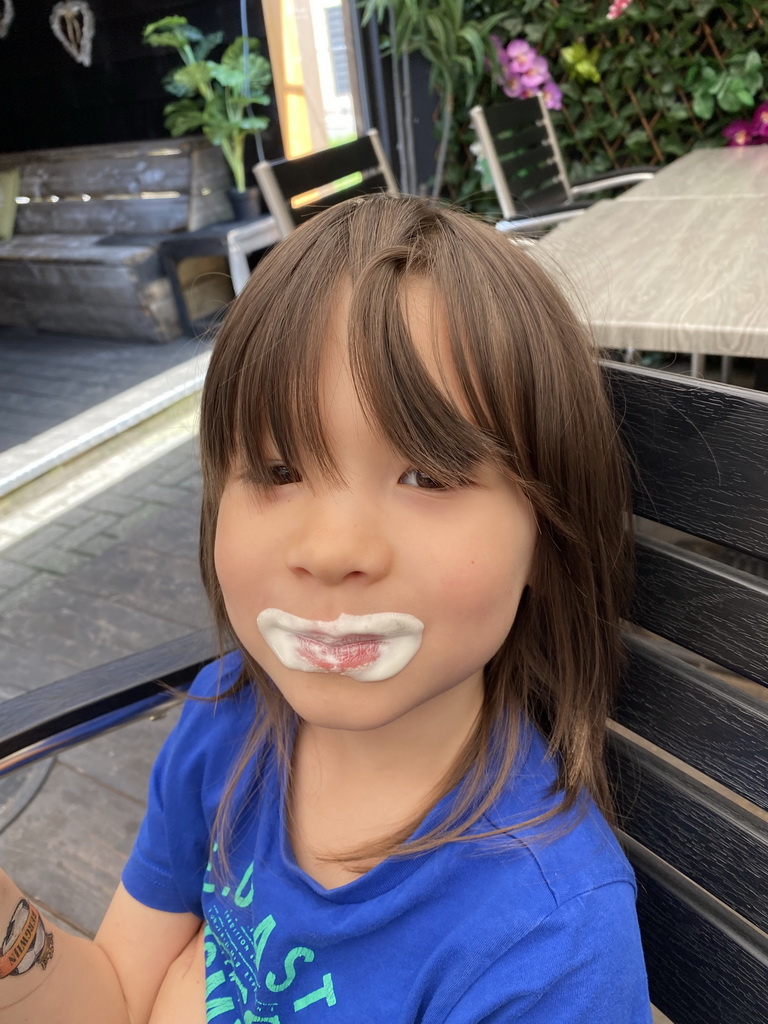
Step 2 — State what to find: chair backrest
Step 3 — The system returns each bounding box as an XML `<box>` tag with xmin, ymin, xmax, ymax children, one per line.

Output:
<box><xmin>606</xmin><ymin>362</ymin><xmax>768</xmax><ymax>1024</ymax></box>
<box><xmin>254</xmin><ymin>129</ymin><xmax>398</xmax><ymax>238</ymax></box>
<box><xmin>470</xmin><ymin>96</ymin><xmax>572</xmax><ymax>218</ymax></box>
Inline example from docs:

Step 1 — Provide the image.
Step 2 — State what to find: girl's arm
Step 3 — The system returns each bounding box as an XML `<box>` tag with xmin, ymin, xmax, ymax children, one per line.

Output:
<box><xmin>0</xmin><ymin>871</ymin><xmax>200</xmax><ymax>1024</ymax></box>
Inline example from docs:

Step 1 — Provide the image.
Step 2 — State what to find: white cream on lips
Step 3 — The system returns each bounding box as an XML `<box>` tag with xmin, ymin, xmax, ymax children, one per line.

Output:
<box><xmin>256</xmin><ymin>609</ymin><xmax>424</xmax><ymax>682</ymax></box>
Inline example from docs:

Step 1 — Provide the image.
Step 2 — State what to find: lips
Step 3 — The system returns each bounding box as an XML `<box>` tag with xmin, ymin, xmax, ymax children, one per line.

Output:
<box><xmin>297</xmin><ymin>634</ymin><xmax>383</xmax><ymax>672</ymax></box>
<box><xmin>256</xmin><ymin>609</ymin><xmax>424</xmax><ymax>682</ymax></box>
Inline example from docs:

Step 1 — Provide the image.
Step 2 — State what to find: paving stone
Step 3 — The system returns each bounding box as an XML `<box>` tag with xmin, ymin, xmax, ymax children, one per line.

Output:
<box><xmin>0</xmin><ymin>635</ymin><xmax>78</xmax><ymax>694</ymax></box>
<box><xmin>65</xmin><ymin>543</ymin><xmax>210</xmax><ymax>629</ymax></box>
<box><xmin>20</xmin><ymin>548</ymin><xmax>90</xmax><ymax>576</ymax></box>
<box><xmin>83</xmin><ymin>492</ymin><xmax>143</xmax><ymax>516</ymax></box>
<box><xmin>62</xmin><ymin>513</ymin><xmax>119</xmax><ymax>552</ymax></box>
<box><xmin>102</xmin><ymin>502</ymin><xmax>169</xmax><ymax>542</ymax></box>
<box><xmin>137</xmin><ymin>482</ymin><xmax>193</xmax><ymax>506</ymax></box>
<box><xmin>2</xmin><ymin>522</ymin><xmax>70</xmax><ymax>563</ymax></box>
<box><xmin>71</xmin><ymin>533</ymin><xmax>119</xmax><ymax>558</ymax></box>
<box><xmin>0</xmin><ymin>585</ymin><xmax>190</xmax><ymax>670</ymax></box>
<box><xmin>125</xmin><ymin>502</ymin><xmax>201</xmax><ymax>559</ymax></box>
<box><xmin>0</xmin><ymin>572</ymin><xmax>60</xmax><ymax>615</ymax></box>
<box><xmin>51</xmin><ymin>505</ymin><xmax>98</xmax><ymax>528</ymax></box>
<box><xmin>158</xmin><ymin>458</ymin><xmax>202</xmax><ymax>488</ymax></box>
<box><xmin>59</xmin><ymin>703</ymin><xmax>182</xmax><ymax>803</ymax></box>
<box><xmin>0</xmin><ymin>390</ymin><xmax>81</xmax><ymax>417</ymax></box>
<box><xmin>0</xmin><ymin>559</ymin><xmax>38</xmax><ymax>588</ymax></box>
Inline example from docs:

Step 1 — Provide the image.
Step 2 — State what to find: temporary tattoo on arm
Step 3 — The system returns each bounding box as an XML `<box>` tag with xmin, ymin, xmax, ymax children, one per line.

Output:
<box><xmin>0</xmin><ymin>899</ymin><xmax>54</xmax><ymax>979</ymax></box>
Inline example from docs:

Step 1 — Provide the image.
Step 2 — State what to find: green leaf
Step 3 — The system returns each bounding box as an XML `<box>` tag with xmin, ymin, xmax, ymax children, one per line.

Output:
<box><xmin>163</xmin><ymin>98</ymin><xmax>206</xmax><ymax>136</ymax></box>
<box><xmin>193</xmin><ymin>31</ymin><xmax>223</xmax><ymax>62</ymax></box>
<box><xmin>458</xmin><ymin>25</ymin><xmax>484</xmax><ymax>71</ymax></box>
<box><xmin>172</xmin><ymin>63</ymin><xmax>213</xmax><ymax>92</ymax></box>
<box><xmin>624</xmin><ymin>129</ymin><xmax>649</xmax><ymax>147</ymax></box>
<box><xmin>162</xmin><ymin>68</ymin><xmax>195</xmax><ymax>99</ymax></box>
<box><xmin>744</xmin><ymin>49</ymin><xmax>762</xmax><ymax>74</ymax></box>
<box><xmin>143</xmin><ymin>16</ymin><xmax>202</xmax><ymax>51</ymax></box>
<box><xmin>692</xmin><ymin>92</ymin><xmax>715</xmax><ymax>119</ymax></box>
<box><xmin>718</xmin><ymin>90</ymin><xmax>745</xmax><ymax>113</ymax></box>
<box><xmin>208</xmin><ymin>63</ymin><xmax>242</xmax><ymax>89</ymax></box>
<box><xmin>575</xmin><ymin>60</ymin><xmax>601</xmax><ymax>84</ymax></box>
<box><xmin>238</xmin><ymin>116</ymin><xmax>270</xmax><ymax>133</ymax></box>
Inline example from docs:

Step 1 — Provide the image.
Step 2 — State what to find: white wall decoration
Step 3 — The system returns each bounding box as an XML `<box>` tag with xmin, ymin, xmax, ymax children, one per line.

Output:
<box><xmin>50</xmin><ymin>1</ymin><xmax>95</xmax><ymax>67</ymax></box>
<box><xmin>0</xmin><ymin>0</ymin><xmax>14</xmax><ymax>40</ymax></box>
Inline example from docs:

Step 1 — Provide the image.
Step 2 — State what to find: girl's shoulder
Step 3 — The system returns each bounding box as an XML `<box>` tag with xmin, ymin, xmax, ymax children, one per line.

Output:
<box><xmin>480</xmin><ymin>724</ymin><xmax>635</xmax><ymax>905</ymax></box>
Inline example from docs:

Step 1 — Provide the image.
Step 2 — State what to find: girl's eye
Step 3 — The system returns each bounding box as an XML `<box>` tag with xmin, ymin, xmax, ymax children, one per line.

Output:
<box><xmin>399</xmin><ymin>469</ymin><xmax>447</xmax><ymax>490</ymax></box>
<box><xmin>268</xmin><ymin>463</ymin><xmax>301</xmax><ymax>486</ymax></box>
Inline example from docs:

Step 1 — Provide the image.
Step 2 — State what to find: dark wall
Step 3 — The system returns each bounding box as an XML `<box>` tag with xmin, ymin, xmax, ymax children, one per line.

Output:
<box><xmin>0</xmin><ymin>0</ymin><xmax>280</xmax><ymax>158</ymax></box>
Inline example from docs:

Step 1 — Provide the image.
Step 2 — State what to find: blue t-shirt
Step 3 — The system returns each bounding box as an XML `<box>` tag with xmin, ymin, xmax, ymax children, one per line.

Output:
<box><xmin>122</xmin><ymin>654</ymin><xmax>652</xmax><ymax>1023</ymax></box>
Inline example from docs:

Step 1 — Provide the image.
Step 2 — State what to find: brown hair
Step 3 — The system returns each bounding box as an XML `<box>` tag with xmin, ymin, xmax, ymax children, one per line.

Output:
<box><xmin>199</xmin><ymin>193</ymin><xmax>633</xmax><ymax>869</ymax></box>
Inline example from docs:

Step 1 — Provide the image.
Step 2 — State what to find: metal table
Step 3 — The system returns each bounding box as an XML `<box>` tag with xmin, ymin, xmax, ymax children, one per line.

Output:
<box><xmin>536</xmin><ymin>148</ymin><xmax>768</xmax><ymax>376</ymax></box>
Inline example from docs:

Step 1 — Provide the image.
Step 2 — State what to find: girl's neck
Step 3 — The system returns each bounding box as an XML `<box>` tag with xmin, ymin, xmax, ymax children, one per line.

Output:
<box><xmin>287</xmin><ymin>676</ymin><xmax>484</xmax><ymax>888</ymax></box>
<box><xmin>298</xmin><ymin>672</ymin><xmax>484</xmax><ymax>792</ymax></box>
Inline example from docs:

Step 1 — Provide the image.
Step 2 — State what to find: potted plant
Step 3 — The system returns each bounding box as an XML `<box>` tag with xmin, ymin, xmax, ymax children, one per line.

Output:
<box><xmin>143</xmin><ymin>15</ymin><xmax>272</xmax><ymax>219</ymax></box>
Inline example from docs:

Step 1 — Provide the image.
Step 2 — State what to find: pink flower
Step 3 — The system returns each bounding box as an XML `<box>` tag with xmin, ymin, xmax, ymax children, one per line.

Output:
<box><xmin>506</xmin><ymin>39</ymin><xmax>537</xmax><ymax>74</ymax></box>
<box><xmin>607</xmin><ymin>0</ymin><xmax>633</xmax><ymax>19</ymax></box>
<box><xmin>751</xmin><ymin>102</ymin><xmax>768</xmax><ymax>140</ymax></box>
<box><xmin>541</xmin><ymin>79</ymin><xmax>563</xmax><ymax>111</ymax></box>
<box><xmin>519</xmin><ymin>56</ymin><xmax>549</xmax><ymax>89</ymax></box>
<box><xmin>495</xmin><ymin>37</ymin><xmax>562</xmax><ymax>112</ymax></box>
<box><xmin>502</xmin><ymin>75</ymin><xmax>525</xmax><ymax>99</ymax></box>
<box><xmin>722</xmin><ymin>120</ymin><xmax>753</xmax><ymax>147</ymax></box>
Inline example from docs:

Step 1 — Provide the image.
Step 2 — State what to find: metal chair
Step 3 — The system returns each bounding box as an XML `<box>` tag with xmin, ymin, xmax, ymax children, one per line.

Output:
<box><xmin>254</xmin><ymin>129</ymin><xmax>398</xmax><ymax>239</ymax></box>
<box><xmin>470</xmin><ymin>96</ymin><xmax>656</xmax><ymax>236</ymax></box>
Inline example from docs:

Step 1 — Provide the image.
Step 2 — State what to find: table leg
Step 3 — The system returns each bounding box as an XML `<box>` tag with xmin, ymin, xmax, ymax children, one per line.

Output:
<box><xmin>160</xmin><ymin>251</ymin><xmax>194</xmax><ymax>337</ymax></box>
<box><xmin>227</xmin><ymin>246</ymin><xmax>251</xmax><ymax>295</ymax></box>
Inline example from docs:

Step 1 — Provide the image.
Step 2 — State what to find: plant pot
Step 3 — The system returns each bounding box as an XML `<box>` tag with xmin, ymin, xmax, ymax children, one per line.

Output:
<box><xmin>228</xmin><ymin>186</ymin><xmax>262</xmax><ymax>221</ymax></box>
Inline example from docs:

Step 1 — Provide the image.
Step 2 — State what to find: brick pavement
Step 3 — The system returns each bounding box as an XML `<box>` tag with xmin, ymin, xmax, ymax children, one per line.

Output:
<box><xmin>0</xmin><ymin>327</ymin><xmax>209</xmax><ymax>451</ymax></box>
<box><xmin>0</xmin><ymin>439</ymin><xmax>203</xmax><ymax>633</ymax></box>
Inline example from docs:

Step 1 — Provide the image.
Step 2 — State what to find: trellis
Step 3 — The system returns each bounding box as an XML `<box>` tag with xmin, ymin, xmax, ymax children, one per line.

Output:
<box><xmin>537</xmin><ymin>1</ymin><xmax>768</xmax><ymax>178</ymax></box>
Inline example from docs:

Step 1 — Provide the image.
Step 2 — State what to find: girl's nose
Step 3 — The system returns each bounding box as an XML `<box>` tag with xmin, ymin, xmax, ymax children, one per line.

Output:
<box><xmin>286</xmin><ymin>493</ymin><xmax>392</xmax><ymax>586</ymax></box>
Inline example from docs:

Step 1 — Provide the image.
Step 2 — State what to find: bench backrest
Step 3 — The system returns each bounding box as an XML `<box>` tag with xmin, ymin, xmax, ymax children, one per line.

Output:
<box><xmin>0</xmin><ymin>137</ymin><xmax>232</xmax><ymax>236</ymax></box>
<box><xmin>607</xmin><ymin>362</ymin><xmax>768</xmax><ymax>1024</ymax></box>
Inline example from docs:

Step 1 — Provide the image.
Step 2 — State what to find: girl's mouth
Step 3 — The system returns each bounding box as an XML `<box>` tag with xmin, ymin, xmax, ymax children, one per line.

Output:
<box><xmin>256</xmin><ymin>610</ymin><xmax>424</xmax><ymax>682</ymax></box>
<box><xmin>297</xmin><ymin>634</ymin><xmax>384</xmax><ymax>672</ymax></box>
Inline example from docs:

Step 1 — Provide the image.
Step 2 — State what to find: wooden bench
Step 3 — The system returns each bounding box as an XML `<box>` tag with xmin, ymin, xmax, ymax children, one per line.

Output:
<box><xmin>0</xmin><ymin>362</ymin><xmax>766</xmax><ymax>1021</ymax></box>
<box><xmin>0</xmin><ymin>138</ymin><xmax>236</xmax><ymax>341</ymax></box>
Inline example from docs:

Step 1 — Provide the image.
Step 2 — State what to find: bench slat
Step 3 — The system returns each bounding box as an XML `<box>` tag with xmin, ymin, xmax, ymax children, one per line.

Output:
<box><xmin>15</xmin><ymin>197</ymin><xmax>194</xmax><ymax>236</ymax></box>
<box><xmin>625</xmin><ymin>837</ymin><xmax>768</xmax><ymax>1024</ymax></box>
<box><xmin>633</xmin><ymin>535</ymin><xmax>768</xmax><ymax>686</ymax></box>
<box><xmin>606</xmin><ymin>362</ymin><xmax>768</xmax><ymax>560</ymax></box>
<box><xmin>0</xmin><ymin>137</ymin><xmax>229</xmax><ymax>198</ymax></box>
<box><xmin>610</xmin><ymin>730</ymin><xmax>768</xmax><ymax>933</ymax></box>
<box><xmin>617</xmin><ymin>634</ymin><xmax>768</xmax><ymax>809</ymax></box>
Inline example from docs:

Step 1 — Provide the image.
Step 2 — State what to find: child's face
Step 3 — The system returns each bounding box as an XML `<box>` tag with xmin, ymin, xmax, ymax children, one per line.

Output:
<box><xmin>214</xmin><ymin>283</ymin><xmax>537</xmax><ymax>735</ymax></box>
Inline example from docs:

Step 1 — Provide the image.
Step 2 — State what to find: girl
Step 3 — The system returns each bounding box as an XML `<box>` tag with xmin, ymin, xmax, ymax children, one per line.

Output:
<box><xmin>0</xmin><ymin>194</ymin><xmax>651</xmax><ymax>1023</ymax></box>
